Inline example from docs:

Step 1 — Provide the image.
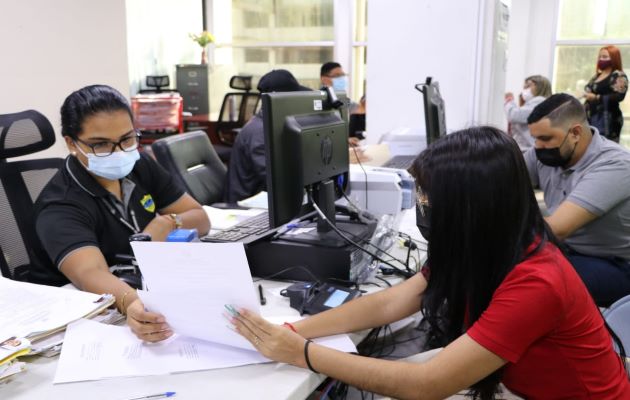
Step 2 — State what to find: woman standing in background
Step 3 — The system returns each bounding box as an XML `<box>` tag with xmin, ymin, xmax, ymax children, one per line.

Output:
<box><xmin>504</xmin><ymin>75</ymin><xmax>552</xmax><ymax>152</ymax></box>
<box><xmin>584</xmin><ymin>45</ymin><xmax>628</xmax><ymax>142</ymax></box>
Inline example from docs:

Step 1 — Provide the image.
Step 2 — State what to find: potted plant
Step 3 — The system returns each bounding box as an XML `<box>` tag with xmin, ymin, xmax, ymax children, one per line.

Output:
<box><xmin>189</xmin><ymin>31</ymin><xmax>215</xmax><ymax>64</ymax></box>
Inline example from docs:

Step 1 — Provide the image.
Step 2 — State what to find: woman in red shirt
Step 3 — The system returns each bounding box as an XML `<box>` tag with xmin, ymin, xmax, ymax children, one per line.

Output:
<box><xmin>228</xmin><ymin>127</ymin><xmax>629</xmax><ymax>399</ymax></box>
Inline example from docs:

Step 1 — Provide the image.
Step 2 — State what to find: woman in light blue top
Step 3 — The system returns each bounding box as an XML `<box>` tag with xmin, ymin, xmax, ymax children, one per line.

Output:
<box><xmin>504</xmin><ymin>75</ymin><xmax>552</xmax><ymax>152</ymax></box>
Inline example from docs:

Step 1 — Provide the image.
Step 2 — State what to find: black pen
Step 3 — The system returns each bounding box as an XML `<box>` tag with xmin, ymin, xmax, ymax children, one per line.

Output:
<box><xmin>258</xmin><ymin>284</ymin><xmax>266</xmax><ymax>306</ymax></box>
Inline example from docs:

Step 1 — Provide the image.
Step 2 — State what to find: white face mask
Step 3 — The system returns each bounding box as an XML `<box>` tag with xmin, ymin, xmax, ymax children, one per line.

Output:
<box><xmin>75</xmin><ymin>145</ymin><xmax>140</xmax><ymax>180</ymax></box>
<box><xmin>521</xmin><ymin>88</ymin><xmax>534</xmax><ymax>102</ymax></box>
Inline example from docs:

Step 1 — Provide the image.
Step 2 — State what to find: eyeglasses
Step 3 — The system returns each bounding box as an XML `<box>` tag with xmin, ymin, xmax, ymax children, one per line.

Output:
<box><xmin>75</xmin><ymin>131</ymin><xmax>141</xmax><ymax>157</ymax></box>
<box><xmin>416</xmin><ymin>187</ymin><xmax>430</xmax><ymax>217</ymax></box>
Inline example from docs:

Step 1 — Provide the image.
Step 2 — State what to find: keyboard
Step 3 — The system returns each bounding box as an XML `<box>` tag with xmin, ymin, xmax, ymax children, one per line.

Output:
<box><xmin>202</xmin><ymin>212</ymin><xmax>271</xmax><ymax>243</ymax></box>
<box><xmin>382</xmin><ymin>155</ymin><xmax>416</xmax><ymax>170</ymax></box>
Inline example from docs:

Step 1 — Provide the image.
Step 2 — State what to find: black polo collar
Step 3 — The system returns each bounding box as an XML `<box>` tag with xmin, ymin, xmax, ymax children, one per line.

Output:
<box><xmin>65</xmin><ymin>155</ymin><xmax>114</xmax><ymax>198</ymax></box>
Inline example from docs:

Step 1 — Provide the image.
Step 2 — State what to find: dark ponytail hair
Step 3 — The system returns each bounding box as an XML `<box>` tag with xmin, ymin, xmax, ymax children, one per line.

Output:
<box><xmin>60</xmin><ymin>84</ymin><xmax>132</xmax><ymax>140</ymax></box>
<box><xmin>410</xmin><ymin>126</ymin><xmax>553</xmax><ymax>399</ymax></box>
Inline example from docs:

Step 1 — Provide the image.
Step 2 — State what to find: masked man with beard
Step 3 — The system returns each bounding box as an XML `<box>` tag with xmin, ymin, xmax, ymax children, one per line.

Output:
<box><xmin>526</xmin><ymin>93</ymin><xmax>630</xmax><ymax>306</ymax></box>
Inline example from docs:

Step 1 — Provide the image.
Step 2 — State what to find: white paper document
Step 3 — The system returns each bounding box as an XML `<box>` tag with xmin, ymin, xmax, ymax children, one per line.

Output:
<box><xmin>237</xmin><ymin>191</ymin><xmax>269</xmax><ymax>209</ymax></box>
<box><xmin>131</xmin><ymin>242</ymin><xmax>260</xmax><ymax>350</ymax></box>
<box><xmin>55</xmin><ymin>319</ymin><xmax>357</xmax><ymax>383</ymax></box>
<box><xmin>54</xmin><ymin>319</ymin><xmax>269</xmax><ymax>384</ymax></box>
<box><xmin>202</xmin><ymin>206</ymin><xmax>266</xmax><ymax>230</ymax></box>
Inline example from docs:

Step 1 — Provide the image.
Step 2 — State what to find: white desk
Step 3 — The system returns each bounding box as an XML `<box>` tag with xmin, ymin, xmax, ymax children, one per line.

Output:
<box><xmin>2</xmin><ymin>209</ymin><xmax>423</xmax><ymax>400</ymax></box>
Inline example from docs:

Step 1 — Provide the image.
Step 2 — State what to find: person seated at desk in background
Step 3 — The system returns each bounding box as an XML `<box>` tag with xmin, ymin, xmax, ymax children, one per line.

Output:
<box><xmin>228</xmin><ymin>127</ymin><xmax>629</xmax><ymax>399</ymax></box>
<box><xmin>224</xmin><ymin>69</ymin><xmax>312</xmax><ymax>203</ymax></box>
<box><xmin>320</xmin><ymin>61</ymin><xmax>359</xmax><ymax>114</ymax></box>
<box><xmin>526</xmin><ymin>93</ymin><xmax>630</xmax><ymax>307</ymax></box>
<box><xmin>30</xmin><ymin>84</ymin><xmax>210</xmax><ymax>342</ymax></box>
<box><xmin>504</xmin><ymin>74</ymin><xmax>551</xmax><ymax>152</ymax></box>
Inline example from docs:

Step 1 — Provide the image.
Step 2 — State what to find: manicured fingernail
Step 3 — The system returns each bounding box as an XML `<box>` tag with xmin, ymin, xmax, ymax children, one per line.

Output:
<box><xmin>226</xmin><ymin>324</ymin><xmax>238</xmax><ymax>333</ymax></box>
<box><xmin>161</xmin><ymin>324</ymin><xmax>169</xmax><ymax>330</ymax></box>
<box><xmin>164</xmin><ymin>330</ymin><xmax>173</xmax><ymax>337</ymax></box>
<box><xmin>157</xmin><ymin>317</ymin><xmax>165</xmax><ymax>323</ymax></box>
<box><xmin>224</xmin><ymin>304</ymin><xmax>240</xmax><ymax>317</ymax></box>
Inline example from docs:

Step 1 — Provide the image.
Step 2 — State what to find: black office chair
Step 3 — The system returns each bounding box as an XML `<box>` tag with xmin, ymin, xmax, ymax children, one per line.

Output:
<box><xmin>215</xmin><ymin>75</ymin><xmax>261</xmax><ymax>146</ymax></box>
<box><xmin>138</xmin><ymin>75</ymin><xmax>178</xmax><ymax>94</ymax></box>
<box><xmin>0</xmin><ymin>110</ymin><xmax>64</xmax><ymax>281</ymax></box>
<box><xmin>151</xmin><ymin>130</ymin><xmax>227</xmax><ymax>206</ymax></box>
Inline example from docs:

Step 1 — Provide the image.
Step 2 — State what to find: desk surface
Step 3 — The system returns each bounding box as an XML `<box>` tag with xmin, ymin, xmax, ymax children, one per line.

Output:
<box><xmin>2</xmin><ymin>209</ymin><xmax>423</xmax><ymax>400</ymax></box>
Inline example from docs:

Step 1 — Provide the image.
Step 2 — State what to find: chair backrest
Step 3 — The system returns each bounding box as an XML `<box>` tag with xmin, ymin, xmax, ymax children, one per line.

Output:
<box><xmin>138</xmin><ymin>75</ymin><xmax>179</xmax><ymax>94</ymax></box>
<box><xmin>216</xmin><ymin>92</ymin><xmax>261</xmax><ymax>145</ymax></box>
<box><xmin>0</xmin><ymin>110</ymin><xmax>64</xmax><ymax>281</ymax></box>
<box><xmin>603</xmin><ymin>294</ymin><xmax>630</xmax><ymax>354</ymax></box>
<box><xmin>151</xmin><ymin>130</ymin><xmax>227</xmax><ymax>205</ymax></box>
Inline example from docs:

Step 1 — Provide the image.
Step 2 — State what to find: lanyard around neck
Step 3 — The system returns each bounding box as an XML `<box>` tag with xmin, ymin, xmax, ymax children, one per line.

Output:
<box><xmin>101</xmin><ymin>197</ymin><xmax>141</xmax><ymax>234</ymax></box>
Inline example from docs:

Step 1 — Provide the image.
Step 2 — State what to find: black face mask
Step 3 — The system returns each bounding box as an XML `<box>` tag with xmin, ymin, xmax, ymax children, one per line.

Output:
<box><xmin>416</xmin><ymin>204</ymin><xmax>431</xmax><ymax>241</ymax></box>
<box><xmin>535</xmin><ymin>129</ymin><xmax>577</xmax><ymax>168</ymax></box>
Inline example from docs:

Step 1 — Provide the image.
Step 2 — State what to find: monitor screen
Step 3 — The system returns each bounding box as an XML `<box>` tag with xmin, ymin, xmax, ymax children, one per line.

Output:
<box><xmin>262</xmin><ymin>90</ymin><xmax>350</xmax><ymax>229</ymax></box>
<box><xmin>417</xmin><ymin>77</ymin><xmax>447</xmax><ymax>145</ymax></box>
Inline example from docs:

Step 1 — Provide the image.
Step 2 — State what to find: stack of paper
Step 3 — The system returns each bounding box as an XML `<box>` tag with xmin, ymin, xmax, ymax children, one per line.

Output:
<box><xmin>0</xmin><ymin>360</ymin><xmax>26</xmax><ymax>382</ymax></box>
<box><xmin>0</xmin><ymin>277</ymin><xmax>115</xmax><ymax>343</ymax></box>
<box><xmin>0</xmin><ymin>336</ymin><xmax>30</xmax><ymax>382</ymax></box>
<box><xmin>0</xmin><ymin>276</ymin><xmax>115</xmax><ymax>377</ymax></box>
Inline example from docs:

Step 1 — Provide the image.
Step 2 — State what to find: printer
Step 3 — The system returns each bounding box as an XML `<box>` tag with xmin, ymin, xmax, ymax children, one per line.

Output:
<box><xmin>342</xmin><ymin>164</ymin><xmax>415</xmax><ymax>217</ymax></box>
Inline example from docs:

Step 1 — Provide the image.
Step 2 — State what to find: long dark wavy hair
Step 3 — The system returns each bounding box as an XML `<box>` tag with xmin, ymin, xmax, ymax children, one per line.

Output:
<box><xmin>410</xmin><ymin>126</ymin><xmax>552</xmax><ymax>399</ymax></box>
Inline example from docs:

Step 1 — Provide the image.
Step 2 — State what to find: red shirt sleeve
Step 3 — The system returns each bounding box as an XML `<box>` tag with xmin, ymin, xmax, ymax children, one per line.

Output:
<box><xmin>467</xmin><ymin>257</ymin><xmax>566</xmax><ymax>363</ymax></box>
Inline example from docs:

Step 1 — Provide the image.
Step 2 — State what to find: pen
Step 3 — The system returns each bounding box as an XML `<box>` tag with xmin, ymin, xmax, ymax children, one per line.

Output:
<box><xmin>258</xmin><ymin>284</ymin><xmax>267</xmax><ymax>306</ymax></box>
<box><xmin>125</xmin><ymin>392</ymin><xmax>176</xmax><ymax>400</ymax></box>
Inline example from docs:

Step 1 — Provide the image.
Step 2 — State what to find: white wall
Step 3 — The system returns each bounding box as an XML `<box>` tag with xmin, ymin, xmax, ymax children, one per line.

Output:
<box><xmin>367</xmin><ymin>0</ymin><xmax>558</xmax><ymax>141</ymax></box>
<box><xmin>504</xmin><ymin>0</ymin><xmax>558</xmax><ymax>99</ymax></box>
<box><xmin>0</xmin><ymin>0</ymin><xmax>130</xmax><ymax>159</ymax></box>
<box><xmin>366</xmin><ymin>0</ymin><xmax>483</xmax><ymax>142</ymax></box>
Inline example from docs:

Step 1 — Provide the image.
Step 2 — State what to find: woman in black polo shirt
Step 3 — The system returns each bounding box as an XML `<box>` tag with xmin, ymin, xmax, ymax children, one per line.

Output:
<box><xmin>31</xmin><ymin>85</ymin><xmax>210</xmax><ymax>342</ymax></box>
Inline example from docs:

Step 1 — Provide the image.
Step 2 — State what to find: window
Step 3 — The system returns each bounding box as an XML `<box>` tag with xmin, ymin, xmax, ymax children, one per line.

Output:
<box><xmin>126</xmin><ymin>0</ymin><xmax>202</xmax><ymax>94</ymax></box>
<box><xmin>554</xmin><ymin>0</ymin><xmax>630</xmax><ymax>145</ymax></box>
<box><xmin>208</xmin><ymin>0</ymin><xmax>367</xmax><ymax>115</ymax></box>
<box><xmin>353</xmin><ymin>0</ymin><xmax>367</xmax><ymax>102</ymax></box>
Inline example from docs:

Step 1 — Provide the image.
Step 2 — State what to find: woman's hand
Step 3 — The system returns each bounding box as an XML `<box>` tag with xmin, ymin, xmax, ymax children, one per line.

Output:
<box><xmin>348</xmin><ymin>137</ymin><xmax>361</xmax><ymax>147</ymax></box>
<box><xmin>349</xmin><ymin>147</ymin><xmax>370</xmax><ymax>164</ymax></box>
<box><xmin>228</xmin><ymin>308</ymin><xmax>307</xmax><ymax>368</ymax></box>
<box><xmin>504</xmin><ymin>92</ymin><xmax>514</xmax><ymax>103</ymax></box>
<box><xmin>126</xmin><ymin>298</ymin><xmax>173</xmax><ymax>342</ymax></box>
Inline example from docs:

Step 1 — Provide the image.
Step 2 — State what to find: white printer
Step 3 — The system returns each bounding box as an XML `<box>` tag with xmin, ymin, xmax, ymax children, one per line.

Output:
<box><xmin>342</xmin><ymin>164</ymin><xmax>415</xmax><ymax>217</ymax></box>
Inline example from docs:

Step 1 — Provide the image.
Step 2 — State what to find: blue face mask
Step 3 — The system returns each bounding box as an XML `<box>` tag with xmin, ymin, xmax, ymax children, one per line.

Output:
<box><xmin>332</xmin><ymin>76</ymin><xmax>348</xmax><ymax>92</ymax></box>
<box><xmin>75</xmin><ymin>146</ymin><xmax>140</xmax><ymax>180</ymax></box>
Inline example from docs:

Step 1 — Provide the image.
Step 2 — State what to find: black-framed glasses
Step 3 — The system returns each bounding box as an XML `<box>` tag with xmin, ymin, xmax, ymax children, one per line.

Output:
<box><xmin>416</xmin><ymin>186</ymin><xmax>430</xmax><ymax>217</ymax></box>
<box><xmin>75</xmin><ymin>131</ymin><xmax>141</xmax><ymax>157</ymax></box>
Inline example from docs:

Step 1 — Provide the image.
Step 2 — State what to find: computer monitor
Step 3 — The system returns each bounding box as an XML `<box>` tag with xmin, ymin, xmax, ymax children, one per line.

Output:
<box><xmin>262</xmin><ymin>90</ymin><xmax>350</xmax><ymax>230</ymax></box>
<box><xmin>415</xmin><ymin>76</ymin><xmax>447</xmax><ymax>145</ymax></box>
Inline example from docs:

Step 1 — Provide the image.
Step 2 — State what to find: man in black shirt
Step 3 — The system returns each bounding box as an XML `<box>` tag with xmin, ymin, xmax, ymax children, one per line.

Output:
<box><xmin>224</xmin><ymin>69</ymin><xmax>311</xmax><ymax>203</ymax></box>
